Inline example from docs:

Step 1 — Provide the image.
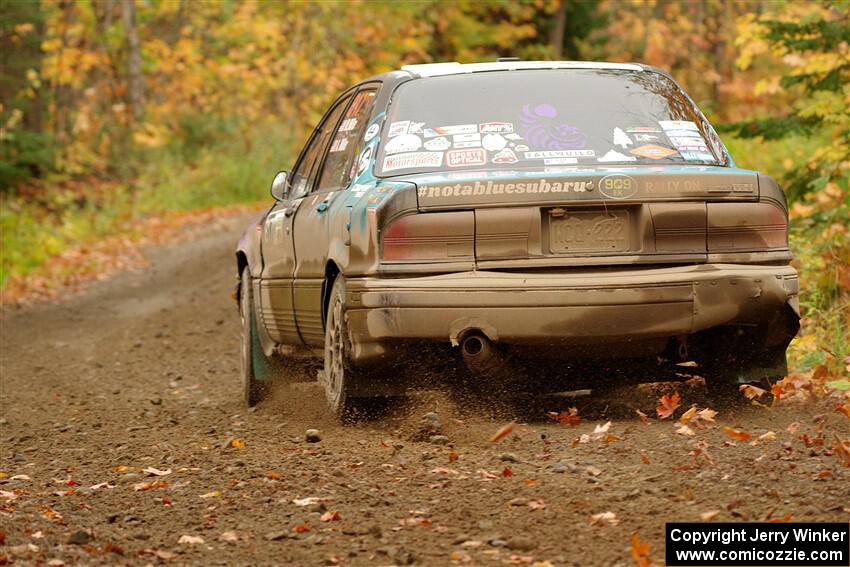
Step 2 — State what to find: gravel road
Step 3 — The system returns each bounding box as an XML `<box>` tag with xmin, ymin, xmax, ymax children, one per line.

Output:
<box><xmin>1</xmin><ymin>213</ymin><xmax>847</xmax><ymax>566</ymax></box>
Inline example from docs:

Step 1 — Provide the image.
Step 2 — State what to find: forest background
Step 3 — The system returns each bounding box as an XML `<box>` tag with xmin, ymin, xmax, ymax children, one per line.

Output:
<box><xmin>1</xmin><ymin>0</ymin><xmax>848</xmax><ymax>379</ymax></box>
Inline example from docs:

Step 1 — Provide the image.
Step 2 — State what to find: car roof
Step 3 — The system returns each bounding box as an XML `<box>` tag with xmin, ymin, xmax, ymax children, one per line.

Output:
<box><xmin>399</xmin><ymin>60</ymin><xmax>646</xmax><ymax>78</ymax></box>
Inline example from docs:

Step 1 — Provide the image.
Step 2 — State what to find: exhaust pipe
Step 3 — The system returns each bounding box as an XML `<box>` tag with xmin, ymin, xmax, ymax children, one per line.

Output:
<box><xmin>460</xmin><ymin>333</ymin><xmax>509</xmax><ymax>377</ymax></box>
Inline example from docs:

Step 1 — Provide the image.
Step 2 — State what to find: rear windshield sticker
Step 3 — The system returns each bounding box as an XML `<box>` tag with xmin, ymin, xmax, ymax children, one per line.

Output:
<box><xmin>453</xmin><ymin>133</ymin><xmax>481</xmax><ymax>143</ymax></box>
<box><xmin>382</xmin><ymin>151</ymin><xmax>444</xmax><ymax>171</ymax></box>
<box><xmin>668</xmin><ymin>136</ymin><xmax>708</xmax><ymax>147</ymax></box>
<box><xmin>446</xmin><ymin>148</ymin><xmax>487</xmax><ymax>167</ymax></box>
<box><xmin>479</xmin><ymin>122</ymin><xmax>514</xmax><ymax>134</ymax></box>
<box><xmin>613</xmin><ymin>127</ymin><xmax>633</xmax><ymax>149</ymax></box>
<box><xmin>658</xmin><ymin>120</ymin><xmax>699</xmax><ymax>132</ymax></box>
<box><xmin>519</xmin><ymin>104</ymin><xmax>588</xmax><ymax>150</ymax></box>
<box><xmin>544</xmin><ymin>157</ymin><xmax>578</xmax><ymax>165</ymax></box>
<box><xmin>424</xmin><ymin>124</ymin><xmax>478</xmax><ymax>138</ymax></box>
<box><xmin>629</xmin><ymin>144</ymin><xmax>678</xmax><ymax>159</ymax></box>
<box><xmin>524</xmin><ymin>150</ymin><xmax>594</xmax><ymax>159</ymax></box>
<box><xmin>408</xmin><ymin>121</ymin><xmax>425</xmax><ymax>134</ymax></box>
<box><xmin>454</xmin><ymin>140</ymin><xmax>481</xmax><ymax>149</ymax></box>
<box><xmin>387</xmin><ymin>121</ymin><xmax>410</xmax><ymax>137</ymax></box>
<box><xmin>492</xmin><ymin>148</ymin><xmax>518</xmax><ymax>164</ymax></box>
<box><xmin>632</xmin><ymin>133</ymin><xmax>660</xmax><ymax>142</ymax></box>
<box><xmin>598</xmin><ymin>149</ymin><xmax>637</xmax><ymax>163</ymax></box>
<box><xmin>504</xmin><ymin>133</ymin><xmax>523</xmax><ymax>140</ymax></box>
<box><xmin>384</xmin><ymin>133</ymin><xmax>422</xmax><ymax>155</ymax></box>
<box><xmin>364</xmin><ymin>123</ymin><xmax>380</xmax><ymax>142</ymax></box>
<box><xmin>423</xmin><ymin>136</ymin><xmax>451</xmax><ymax>151</ymax></box>
<box><xmin>482</xmin><ymin>133</ymin><xmax>508</xmax><ymax>152</ymax></box>
<box><xmin>680</xmin><ymin>151</ymin><xmax>716</xmax><ymax>162</ymax></box>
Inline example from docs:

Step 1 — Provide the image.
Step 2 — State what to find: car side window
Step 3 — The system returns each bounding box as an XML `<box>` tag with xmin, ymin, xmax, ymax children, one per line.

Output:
<box><xmin>288</xmin><ymin>94</ymin><xmax>352</xmax><ymax>199</ymax></box>
<box><xmin>316</xmin><ymin>88</ymin><xmax>378</xmax><ymax>192</ymax></box>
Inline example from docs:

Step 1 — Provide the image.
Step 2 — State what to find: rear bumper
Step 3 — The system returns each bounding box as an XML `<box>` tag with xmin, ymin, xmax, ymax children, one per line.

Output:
<box><xmin>344</xmin><ymin>264</ymin><xmax>799</xmax><ymax>362</ymax></box>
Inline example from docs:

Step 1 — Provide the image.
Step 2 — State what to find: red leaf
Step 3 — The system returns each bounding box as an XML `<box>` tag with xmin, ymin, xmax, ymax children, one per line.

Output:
<box><xmin>293</xmin><ymin>524</ymin><xmax>310</xmax><ymax>533</ymax></box>
<box><xmin>502</xmin><ymin>466</ymin><xmax>513</xmax><ymax>477</ymax></box>
<box><xmin>656</xmin><ymin>392</ymin><xmax>681</xmax><ymax>419</ymax></box>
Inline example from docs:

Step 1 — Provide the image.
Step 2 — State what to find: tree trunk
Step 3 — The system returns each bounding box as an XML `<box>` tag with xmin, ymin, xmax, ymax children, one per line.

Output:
<box><xmin>121</xmin><ymin>0</ymin><xmax>143</xmax><ymax>122</ymax></box>
<box><xmin>549</xmin><ymin>0</ymin><xmax>567</xmax><ymax>59</ymax></box>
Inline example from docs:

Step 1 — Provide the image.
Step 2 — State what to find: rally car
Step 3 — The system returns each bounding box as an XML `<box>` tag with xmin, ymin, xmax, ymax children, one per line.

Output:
<box><xmin>235</xmin><ymin>60</ymin><xmax>800</xmax><ymax>418</ymax></box>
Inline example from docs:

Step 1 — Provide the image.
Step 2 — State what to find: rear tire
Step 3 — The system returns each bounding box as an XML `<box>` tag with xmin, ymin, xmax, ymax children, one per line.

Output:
<box><xmin>240</xmin><ymin>268</ymin><xmax>270</xmax><ymax>407</ymax></box>
<box><xmin>323</xmin><ymin>275</ymin><xmax>393</xmax><ymax>421</ymax></box>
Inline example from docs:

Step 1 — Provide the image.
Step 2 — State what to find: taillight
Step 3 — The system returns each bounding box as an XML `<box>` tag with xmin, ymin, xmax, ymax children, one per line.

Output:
<box><xmin>707</xmin><ymin>202</ymin><xmax>788</xmax><ymax>251</ymax></box>
<box><xmin>381</xmin><ymin>212</ymin><xmax>474</xmax><ymax>261</ymax></box>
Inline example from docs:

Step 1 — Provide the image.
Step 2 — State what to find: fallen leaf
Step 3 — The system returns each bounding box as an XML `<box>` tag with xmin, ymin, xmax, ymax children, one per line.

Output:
<box><xmin>594</xmin><ymin>421</ymin><xmax>612</xmax><ymax>434</ymax></box>
<box><xmin>292</xmin><ymin>497</ymin><xmax>321</xmax><ymax>506</ymax></box>
<box><xmin>477</xmin><ymin>469</ymin><xmax>499</xmax><ymax>480</ymax></box>
<box><xmin>132</xmin><ymin>480</ymin><xmax>168</xmax><ymax>491</ymax></box>
<box><xmin>640</xmin><ymin>450</ymin><xmax>650</xmax><ymax>465</ymax></box>
<box><xmin>142</xmin><ymin>467</ymin><xmax>172</xmax><ymax>477</ymax></box>
<box><xmin>695</xmin><ymin>408</ymin><xmax>717</xmax><ymax>425</ymax></box>
<box><xmin>265</xmin><ymin>471</ymin><xmax>281</xmax><ymax>480</ymax></box>
<box><xmin>771</xmin><ymin>382</ymin><xmax>784</xmax><ymax>400</ymax></box>
<box><xmin>219</xmin><ymin>531</ymin><xmax>239</xmax><ymax>542</ymax></box>
<box><xmin>489</xmin><ymin>422</ymin><xmax>514</xmax><ymax>443</ymax></box>
<box><xmin>740</xmin><ymin>384</ymin><xmax>767</xmax><ymax>400</ymax></box>
<box><xmin>786</xmin><ymin>422</ymin><xmax>799</xmax><ymax>434</ymax></box>
<box><xmin>833</xmin><ymin>436</ymin><xmax>850</xmax><ymax>468</ymax></box>
<box><xmin>836</xmin><ymin>402</ymin><xmax>850</xmax><ymax>419</ymax></box>
<box><xmin>430</xmin><ymin>467</ymin><xmax>459</xmax><ymax>476</ymax></box>
<box><xmin>88</xmin><ymin>482</ymin><xmax>115</xmax><ymax>490</ymax></box>
<box><xmin>199</xmin><ymin>491</ymin><xmax>220</xmax><ymax>498</ymax></box>
<box><xmin>635</xmin><ymin>409</ymin><xmax>649</xmax><ymax>423</ymax></box>
<box><xmin>656</xmin><ymin>392</ymin><xmax>681</xmax><ymax>419</ymax></box>
<box><xmin>589</xmin><ymin>511</ymin><xmax>619</xmax><ymax>526</ymax></box>
<box><xmin>320</xmin><ymin>511</ymin><xmax>341</xmax><ymax>522</ymax></box>
<box><xmin>293</xmin><ymin>524</ymin><xmax>310</xmax><ymax>533</ymax></box>
<box><xmin>448</xmin><ymin>451</ymin><xmax>458</xmax><ymax>463</ymax></box>
<box><xmin>10</xmin><ymin>474</ymin><xmax>31</xmax><ymax>481</ymax></box>
<box><xmin>722</xmin><ymin>426</ymin><xmax>751</xmax><ymax>442</ymax></box>
<box><xmin>523</xmin><ymin>479</ymin><xmax>537</xmax><ymax>486</ymax></box>
<box><xmin>506</xmin><ymin>555</ymin><xmax>534</xmax><ymax>564</ymax></box>
<box><xmin>700</xmin><ymin>510</ymin><xmax>720</xmax><ymax>521</ymax></box>
<box><xmin>178</xmin><ymin>535</ymin><xmax>204</xmax><ymax>545</ymax></box>
<box><xmin>679</xmin><ymin>406</ymin><xmax>698</xmax><ymax>424</ymax></box>
<box><xmin>502</xmin><ymin>466</ymin><xmax>513</xmax><ymax>477</ymax></box>
<box><xmin>230</xmin><ymin>438</ymin><xmax>245</xmax><ymax>449</ymax></box>
<box><xmin>756</xmin><ymin>431</ymin><xmax>777</xmax><ymax>444</ymax></box>
<box><xmin>676</xmin><ymin>425</ymin><xmax>696</xmax><ymax>436</ymax></box>
<box><xmin>527</xmin><ymin>499</ymin><xmax>546</xmax><ymax>510</ymax></box>
<box><xmin>549</xmin><ymin>407</ymin><xmax>581</xmax><ymax>427</ymax></box>
<box><xmin>630</xmin><ymin>532</ymin><xmax>651</xmax><ymax>567</ymax></box>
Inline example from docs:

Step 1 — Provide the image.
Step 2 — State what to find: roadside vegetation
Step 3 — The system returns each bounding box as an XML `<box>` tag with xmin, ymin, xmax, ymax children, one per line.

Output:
<box><xmin>1</xmin><ymin>0</ymin><xmax>847</xmax><ymax>381</ymax></box>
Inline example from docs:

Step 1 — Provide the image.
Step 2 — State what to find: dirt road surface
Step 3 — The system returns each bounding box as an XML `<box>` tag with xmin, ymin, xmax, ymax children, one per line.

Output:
<box><xmin>1</xmin><ymin>214</ymin><xmax>848</xmax><ymax>566</ymax></box>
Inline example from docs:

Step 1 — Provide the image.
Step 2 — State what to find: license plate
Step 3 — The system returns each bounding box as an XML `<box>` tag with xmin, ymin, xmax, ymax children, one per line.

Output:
<box><xmin>549</xmin><ymin>210</ymin><xmax>630</xmax><ymax>253</ymax></box>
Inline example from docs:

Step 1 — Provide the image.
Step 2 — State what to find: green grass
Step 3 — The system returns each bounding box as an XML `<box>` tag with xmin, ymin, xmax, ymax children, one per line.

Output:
<box><xmin>0</xmin><ymin>123</ymin><xmax>291</xmax><ymax>290</ymax></box>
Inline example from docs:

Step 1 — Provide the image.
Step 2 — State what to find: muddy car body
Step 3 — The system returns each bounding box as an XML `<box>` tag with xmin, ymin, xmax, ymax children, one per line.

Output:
<box><xmin>236</xmin><ymin>61</ymin><xmax>800</xmax><ymax>416</ymax></box>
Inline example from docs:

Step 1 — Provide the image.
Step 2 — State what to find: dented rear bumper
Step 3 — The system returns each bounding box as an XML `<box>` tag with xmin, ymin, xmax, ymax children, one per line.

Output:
<box><xmin>344</xmin><ymin>264</ymin><xmax>799</xmax><ymax>362</ymax></box>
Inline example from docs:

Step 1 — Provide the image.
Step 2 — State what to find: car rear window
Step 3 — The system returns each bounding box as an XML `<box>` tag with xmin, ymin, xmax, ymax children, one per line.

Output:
<box><xmin>376</xmin><ymin>69</ymin><xmax>723</xmax><ymax>176</ymax></box>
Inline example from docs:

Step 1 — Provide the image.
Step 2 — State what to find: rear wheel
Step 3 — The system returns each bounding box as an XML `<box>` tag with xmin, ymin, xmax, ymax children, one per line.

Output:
<box><xmin>323</xmin><ymin>275</ymin><xmax>393</xmax><ymax>421</ymax></box>
<box><xmin>239</xmin><ymin>268</ymin><xmax>271</xmax><ymax>407</ymax></box>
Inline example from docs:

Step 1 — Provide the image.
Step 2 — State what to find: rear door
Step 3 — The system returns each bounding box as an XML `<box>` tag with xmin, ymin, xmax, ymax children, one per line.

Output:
<box><xmin>258</xmin><ymin>94</ymin><xmax>351</xmax><ymax>344</ymax></box>
<box><xmin>292</xmin><ymin>87</ymin><xmax>379</xmax><ymax>345</ymax></box>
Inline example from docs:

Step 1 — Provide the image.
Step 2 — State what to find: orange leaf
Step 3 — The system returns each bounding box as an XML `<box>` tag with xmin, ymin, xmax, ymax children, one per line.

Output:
<box><xmin>635</xmin><ymin>409</ymin><xmax>649</xmax><ymax>423</ymax></box>
<box><xmin>630</xmin><ymin>532</ymin><xmax>651</xmax><ymax>567</ymax></box>
<box><xmin>523</xmin><ymin>479</ymin><xmax>536</xmax><ymax>486</ymax></box>
<box><xmin>835</xmin><ymin>402</ymin><xmax>850</xmax><ymax>419</ymax></box>
<box><xmin>740</xmin><ymin>384</ymin><xmax>767</xmax><ymax>400</ymax></box>
<box><xmin>489</xmin><ymin>422</ymin><xmax>514</xmax><ymax>443</ymax></box>
<box><xmin>656</xmin><ymin>392</ymin><xmax>681</xmax><ymax>419</ymax></box>
<box><xmin>722</xmin><ymin>426</ymin><xmax>751</xmax><ymax>442</ymax></box>
<box><xmin>320</xmin><ymin>511</ymin><xmax>341</xmax><ymax>522</ymax></box>
<box><xmin>640</xmin><ymin>450</ymin><xmax>651</xmax><ymax>465</ymax></box>
<box><xmin>771</xmin><ymin>383</ymin><xmax>784</xmax><ymax>400</ymax></box>
<box><xmin>833</xmin><ymin>436</ymin><xmax>850</xmax><ymax>467</ymax></box>
<box><xmin>230</xmin><ymin>438</ymin><xmax>245</xmax><ymax>449</ymax></box>
<box><xmin>293</xmin><ymin>524</ymin><xmax>310</xmax><ymax>533</ymax></box>
<box><xmin>448</xmin><ymin>451</ymin><xmax>458</xmax><ymax>463</ymax></box>
<box><xmin>265</xmin><ymin>471</ymin><xmax>281</xmax><ymax>480</ymax></box>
